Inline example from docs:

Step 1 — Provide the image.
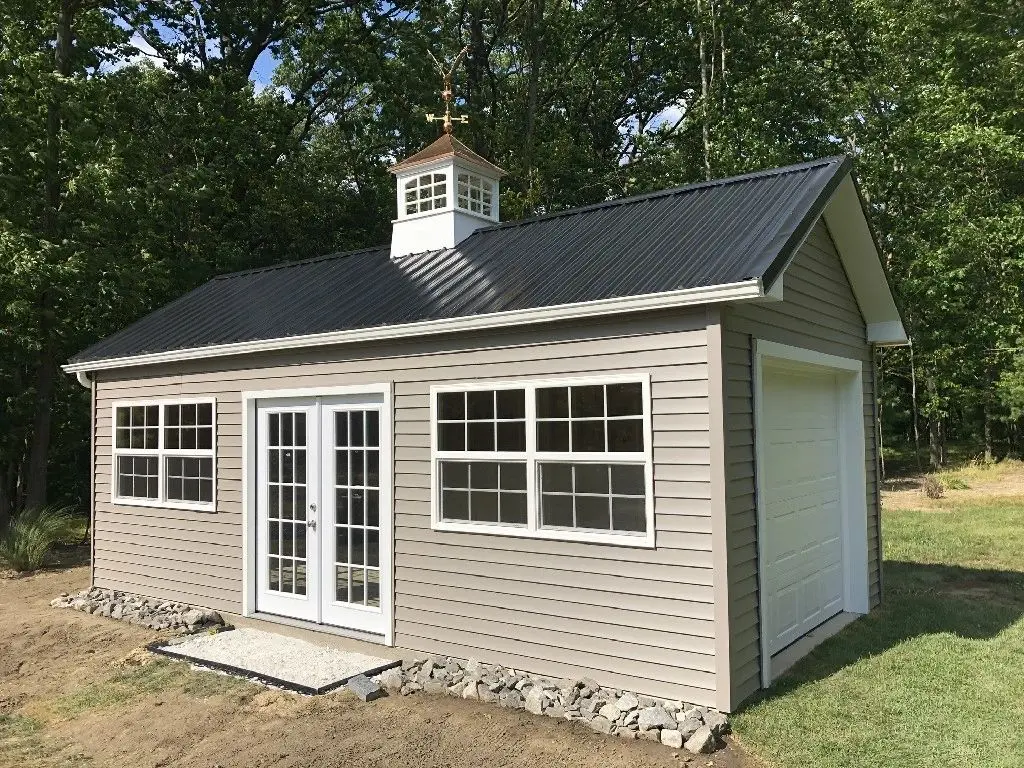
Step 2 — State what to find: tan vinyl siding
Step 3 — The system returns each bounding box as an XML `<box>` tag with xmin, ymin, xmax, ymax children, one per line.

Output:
<box><xmin>722</xmin><ymin>218</ymin><xmax>882</xmax><ymax>706</ymax></box>
<box><xmin>93</xmin><ymin>311</ymin><xmax>718</xmax><ymax>703</ymax></box>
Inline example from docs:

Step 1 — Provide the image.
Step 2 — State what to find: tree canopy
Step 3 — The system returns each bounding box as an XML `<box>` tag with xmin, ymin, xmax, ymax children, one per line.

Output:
<box><xmin>1</xmin><ymin>0</ymin><xmax>1022</xmax><ymax>520</ymax></box>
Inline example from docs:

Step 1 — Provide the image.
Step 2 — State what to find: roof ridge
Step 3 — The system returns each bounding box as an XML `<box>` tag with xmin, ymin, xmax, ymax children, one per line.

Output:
<box><xmin>472</xmin><ymin>155</ymin><xmax>849</xmax><ymax>235</ymax></box>
<box><xmin>209</xmin><ymin>155</ymin><xmax>847</xmax><ymax>283</ymax></box>
<box><xmin>211</xmin><ymin>244</ymin><xmax>389</xmax><ymax>282</ymax></box>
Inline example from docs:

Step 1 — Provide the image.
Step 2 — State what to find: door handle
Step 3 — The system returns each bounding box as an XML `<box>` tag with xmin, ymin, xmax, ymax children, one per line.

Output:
<box><xmin>307</xmin><ymin>518</ymin><xmax>317</xmax><ymax>530</ymax></box>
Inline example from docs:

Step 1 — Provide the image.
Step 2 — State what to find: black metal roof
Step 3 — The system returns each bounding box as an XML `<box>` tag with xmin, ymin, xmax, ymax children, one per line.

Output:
<box><xmin>70</xmin><ymin>155</ymin><xmax>851</xmax><ymax>364</ymax></box>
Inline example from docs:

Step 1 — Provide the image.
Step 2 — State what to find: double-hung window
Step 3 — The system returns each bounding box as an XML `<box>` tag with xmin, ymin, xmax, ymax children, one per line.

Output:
<box><xmin>432</xmin><ymin>376</ymin><xmax>653</xmax><ymax>546</ymax></box>
<box><xmin>112</xmin><ymin>399</ymin><xmax>216</xmax><ymax>510</ymax></box>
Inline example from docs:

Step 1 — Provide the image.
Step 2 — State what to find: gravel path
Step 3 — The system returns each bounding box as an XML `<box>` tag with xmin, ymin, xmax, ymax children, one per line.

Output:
<box><xmin>159</xmin><ymin>627</ymin><xmax>396</xmax><ymax>689</ymax></box>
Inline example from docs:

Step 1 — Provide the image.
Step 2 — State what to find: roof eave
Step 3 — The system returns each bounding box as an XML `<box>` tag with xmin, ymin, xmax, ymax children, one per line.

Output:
<box><xmin>62</xmin><ymin>278</ymin><xmax>765</xmax><ymax>374</ymax></box>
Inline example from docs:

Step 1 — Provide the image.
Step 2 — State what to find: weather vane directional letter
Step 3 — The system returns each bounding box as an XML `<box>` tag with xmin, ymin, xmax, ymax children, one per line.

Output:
<box><xmin>426</xmin><ymin>45</ymin><xmax>471</xmax><ymax>134</ymax></box>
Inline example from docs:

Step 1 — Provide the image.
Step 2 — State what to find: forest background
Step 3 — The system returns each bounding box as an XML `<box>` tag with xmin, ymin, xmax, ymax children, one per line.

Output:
<box><xmin>2</xmin><ymin>0</ymin><xmax>1022</xmax><ymax>523</ymax></box>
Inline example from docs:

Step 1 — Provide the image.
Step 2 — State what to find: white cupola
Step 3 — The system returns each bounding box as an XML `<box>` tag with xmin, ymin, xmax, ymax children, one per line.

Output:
<box><xmin>389</xmin><ymin>133</ymin><xmax>506</xmax><ymax>259</ymax></box>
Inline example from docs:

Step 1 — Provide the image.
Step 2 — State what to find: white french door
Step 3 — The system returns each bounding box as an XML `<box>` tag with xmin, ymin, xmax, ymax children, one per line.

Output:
<box><xmin>255</xmin><ymin>394</ymin><xmax>390</xmax><ymax>636</ymax></box>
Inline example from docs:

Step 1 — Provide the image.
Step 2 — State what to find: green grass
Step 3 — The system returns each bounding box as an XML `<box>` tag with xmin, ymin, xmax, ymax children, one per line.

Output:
<box><xmin>54</xmin><ymin>659</ymin><xmax>259</xmax><ymax>717</ymax></box>
<box><xmin>733</xmin><ymin>498</ymin><xmax>1024</xmax><ymax>768</ymax></box>
<box><xmin>0</xmin><ymin>713</ymin><xmax>88</xmax><ymax>767</ymax></box>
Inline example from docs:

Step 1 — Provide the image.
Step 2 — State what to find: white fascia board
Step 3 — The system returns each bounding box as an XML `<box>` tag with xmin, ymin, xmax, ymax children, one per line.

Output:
<box><xmin>823</xmin><ymin>176</ymin><xmax>909</xmax><ymax>346</ymax></box>
<box><xmin>867</xmin><ymin>321</ymin><xmax>910</xmax><ymax>346</ymax></box>
<box><xmin>62</xmin><ymin>278</ymin><xmax>763</xmax><ymax>374</ymax></box>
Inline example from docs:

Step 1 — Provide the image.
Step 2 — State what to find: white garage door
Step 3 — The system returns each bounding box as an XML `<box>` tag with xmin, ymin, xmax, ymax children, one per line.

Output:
<box><xmin>761</xmin><ymin>365</ymin><xmax>845</xmax><ymax>656</ymax></box>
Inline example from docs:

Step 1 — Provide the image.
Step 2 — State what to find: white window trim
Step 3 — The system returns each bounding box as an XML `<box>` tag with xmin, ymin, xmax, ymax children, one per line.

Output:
<box><xmin>430</xmin><ymin>374</ymin><xmax>655</xmax><ymax>548</ymax></box>
<box><xmin>402</xmin><ymin>171</ymin><xmax>449</xmax><ymax>217</ymax></box>
<box><xmin>456</xmin><ymin>172</ymin><xmax>496</xmax><ymax>220</ymax></box>
<box><xmin>110</xmin><ymin>397</ymin><xmax>217</xmax><ymax>512</ymax></box>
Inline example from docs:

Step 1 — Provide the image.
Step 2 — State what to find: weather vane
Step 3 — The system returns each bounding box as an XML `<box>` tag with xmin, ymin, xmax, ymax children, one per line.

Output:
<box><xmin>426</xmin><ymin>45</ymin><xmax>470</xmax><ymax>134</ymax></box>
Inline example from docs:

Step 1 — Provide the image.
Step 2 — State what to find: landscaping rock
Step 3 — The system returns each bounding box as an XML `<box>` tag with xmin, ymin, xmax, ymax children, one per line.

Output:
<box><xmin>49</xmin><ymin>588</ymin><xmax>223</xmax><ymax>635</ymax></box>
<box><xmin>615</xmin><ymin>692</ymin><xmax>640</xmax><ymax>712</ymax></box>
<box><xmin>703</xmin><ymin>709</ymin><xmax>730</xmax><ymax>737</ymax></box>
<box><xmin>422</xmin><ymin>679</ymin><xmax>446</xmax><ymax>695</ymax></box>
<box><xmin>524</xmin><ymin>687</ymin><xmax>546</xmax><ymax>715</ymax></box>
<box><xmin>638</xmin><ymin>706</ymin><xmax>678</xmax><ymax>731</ymax></box>
<box><xmin>684</xmin><ymin>725</ymin><xmax>716</xmax><ymax>754</ymax></box>
<box><xmin>677</xmin><ymin>716</ymin><xmax>703</xmax><ymax>740</ymax></box>
<box><xmin>478</xmin><ymin>684</ymin><xmax>499</xmax><ymax>704</ymax></box>
<box><xmin>499</xmin><ymin>689</ymin><xmax>523</xmax><ymax>709</ymax></box>
<box><xmin>661</xmin><ymin>729</ymin><xmax>684</xmax><ymax>749</ymax></box>
<box><xmin>377</xmin><ymin>667</ymin><xmax>404</xmax><ymax>693</ymax></box>
<box><xmin>348</xmin><ymin>652</ymin><xmax>729</xmax><ymax>756</ymax></box>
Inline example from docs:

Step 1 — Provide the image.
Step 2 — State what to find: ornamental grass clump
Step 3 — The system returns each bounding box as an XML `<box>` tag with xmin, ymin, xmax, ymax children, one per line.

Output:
<box><xmin>0</xmin><ymin>506</ymin><xmax>84</xmax><ymax>573</ymax></box>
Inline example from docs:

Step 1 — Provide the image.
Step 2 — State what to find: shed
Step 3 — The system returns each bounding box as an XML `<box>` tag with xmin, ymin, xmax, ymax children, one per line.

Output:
<box><xmin>64</xmin><ymin>137</ymin><xmax>907</xmax><ymax>712</ymax></box>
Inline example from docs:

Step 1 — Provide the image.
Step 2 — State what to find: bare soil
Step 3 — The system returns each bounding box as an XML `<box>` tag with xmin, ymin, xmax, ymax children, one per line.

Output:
<box><xmin>881</xmin><ymin>459</ymin><xmax>1024</xmax><ymax>511</ymax></box>
<box><xmin>0</xmin><ymin>564</ymin><xmax>754</xmax><ymax>768</ymax></box>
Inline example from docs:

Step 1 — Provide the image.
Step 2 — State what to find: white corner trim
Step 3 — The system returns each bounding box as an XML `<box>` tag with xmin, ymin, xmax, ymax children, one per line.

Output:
<box><xmin>867</xmin><ymin>320</ymin><xmax>909</xmax><ymax>345</ymax></box>
<box><xmin>62</xmin><ymin>279</ymin><xmax>764</xmax><ymax>374</ymax></box>
<box><xmin>752</xmin><ymin>340</ymin><xmax>870</xmax><ymax>690</ymax></box>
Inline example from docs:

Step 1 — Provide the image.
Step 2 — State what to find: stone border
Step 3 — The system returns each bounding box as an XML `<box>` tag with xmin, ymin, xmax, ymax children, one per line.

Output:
<box><xmin>51</xmin><ymin>588</ymin><xmax>225</xmax><ymax>634</ymax></box>
<box><xmin>376</xmin><ymin>656</ymin><xmax>729</xmax><ymax>754</ymax></box>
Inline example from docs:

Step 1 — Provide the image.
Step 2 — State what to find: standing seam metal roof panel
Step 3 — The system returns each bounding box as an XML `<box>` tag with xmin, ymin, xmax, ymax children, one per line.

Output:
<box><xmin>69</xmin><ymin>156</ymin><xmax>851</xmax><ymax>364</ymax></box>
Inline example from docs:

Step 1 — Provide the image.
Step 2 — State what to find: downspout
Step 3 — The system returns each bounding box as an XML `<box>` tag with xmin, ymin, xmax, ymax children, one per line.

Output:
<box><xmin>76</xmin><ymin>370</ymin><xmax>91</xmax><ymax>389</ymax></box>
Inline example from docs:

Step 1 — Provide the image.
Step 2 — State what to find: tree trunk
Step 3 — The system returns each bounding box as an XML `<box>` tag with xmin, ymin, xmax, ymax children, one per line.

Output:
<box><xmin>24</xmin><ymin>336</ymin><xmax>57</xmax><ymax>510</ymax></box>
<box><xmin>697</xmin><ymin>0</ymin><xmax>712</xmax><ymax>180</ymax></box>
<box><xmin>925</xmin><ymin>374</ymin><xmax>942</xmax><ymax>470</ymax></box>
<box><xmin>984</xmin><ymin>404</ymin><xmax>994</xmax><ymax>463</ymax></box>
<box><xmin>521</xmin><ymin>0</ymin><xmax>544</xmax><ymax>209</ymax></box>
<box><xmin>0</xmin><ymin>469</ymin><xmax>10</xmax><ymax>532</ymax></box>
<box><xmin>909</xmin><ymin>343</ymin><xmax>922</xmax><ymax>471</ymax></box>
<box><xmin>928</xmin><ymin>417</ymin><xmax>942</xmax><ymax>470</ymax></box>
<box><xmin>24</xmin><ymin>0</ymin><xmax>74</xmax><ymax>510</ymax></box>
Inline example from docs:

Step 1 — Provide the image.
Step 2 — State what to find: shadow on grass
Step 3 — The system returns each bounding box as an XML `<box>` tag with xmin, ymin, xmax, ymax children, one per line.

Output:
<box><xmin>735</xmin><ymin>559</ymin><xmax>1024</xmax><ymax>710</ymax></box>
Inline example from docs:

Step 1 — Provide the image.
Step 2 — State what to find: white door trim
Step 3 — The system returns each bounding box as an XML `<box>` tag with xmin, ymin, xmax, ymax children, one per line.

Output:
<box><xmin>241</xmin><ymin>383</ymin><xmax>395</xmax><ymax>647</ymax></box>
<box><xmin>752</xmin><ymin>340</ymin><xmax>869</xmax><ymax>689</ymax></box>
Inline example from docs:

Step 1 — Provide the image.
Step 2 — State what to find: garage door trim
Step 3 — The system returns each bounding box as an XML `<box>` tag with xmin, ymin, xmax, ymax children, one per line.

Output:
<box><xmin>752</xmin><ymin>340</ymin><xmax>870</xmax><ymax>689</ymax></box>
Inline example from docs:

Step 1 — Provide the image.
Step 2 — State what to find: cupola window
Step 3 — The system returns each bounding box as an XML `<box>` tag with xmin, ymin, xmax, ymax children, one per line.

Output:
<box><xmin>404</xmin><ymin>172</ymin><xmax>448</xmax><ymax>215</ymax></box>
<box><xmin>457</xmin><ymin>173</ymin><xmax>494</xmax><ymax>217</ymax></box>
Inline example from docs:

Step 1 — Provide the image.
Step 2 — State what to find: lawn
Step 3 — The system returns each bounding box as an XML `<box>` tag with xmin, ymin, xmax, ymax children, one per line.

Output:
<box><xmin>732</xmin><ymin>465</ymin><xmax>1024</xmax><ymax>768</ymax></box>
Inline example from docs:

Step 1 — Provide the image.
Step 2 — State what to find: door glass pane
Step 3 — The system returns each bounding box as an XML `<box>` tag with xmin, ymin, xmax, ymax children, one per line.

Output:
<box><xmin>366</xmin><ymin>569</ymin><xmax>380</xmax><ymax>607</ymax></box>
<box><xmin>332</xmin><ymin>409</ymin><xmax>381</xmax><ymax>609</ymax></box>
<box><xmin>351</xmin><ymin>568</ymin><xmax>365</xmax><ymax>606</ymax></box>
<box><xmin>266</xmin><ymin>409</ymin><xmax>308</xmax><ymax>597</ymax></box>
<box><xmin>366</xmin><ymin>411</ymin><xmax>379</xmax><ymax>448</ymax></box>
<box><xmin>336</xmin><ymin>565</ymin><xmax>349</xmax><ymax>603</ymax></box>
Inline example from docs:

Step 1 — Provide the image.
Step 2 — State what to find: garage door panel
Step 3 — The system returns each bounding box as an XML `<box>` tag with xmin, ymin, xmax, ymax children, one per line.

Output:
<box><xmin>762</xmin><ymin>365</ymin><xmax>845</xmax><ymax>656</ymax></box>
